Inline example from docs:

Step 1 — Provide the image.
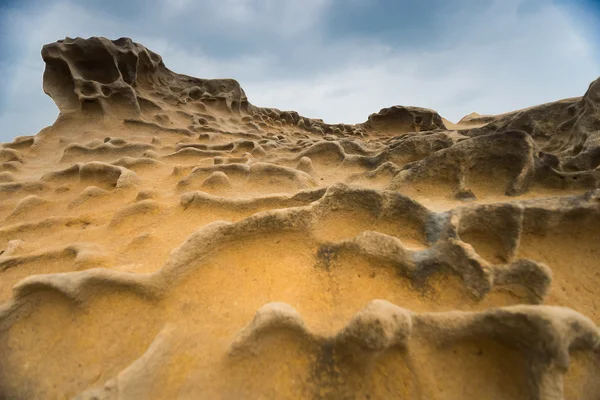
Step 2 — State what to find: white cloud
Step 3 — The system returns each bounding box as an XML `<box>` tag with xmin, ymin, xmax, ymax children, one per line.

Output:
<box><xmin>0</xmin><ymin>0</ymin><xmax>598</xmax><ymax>140</ymax></box>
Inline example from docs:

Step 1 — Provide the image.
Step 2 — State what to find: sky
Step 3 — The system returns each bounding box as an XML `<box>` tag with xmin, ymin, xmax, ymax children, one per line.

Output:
<box><xmin>0</xmin><ymin>0</ymin><xmax>599</xmax><ymax>141</ymax></box>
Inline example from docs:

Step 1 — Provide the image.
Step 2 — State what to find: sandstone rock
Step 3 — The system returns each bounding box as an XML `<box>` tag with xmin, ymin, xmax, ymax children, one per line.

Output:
<box><xmin>0</xmin><ymin>36</ymin><xmax>598</xmax><ymax>400</ymax></box>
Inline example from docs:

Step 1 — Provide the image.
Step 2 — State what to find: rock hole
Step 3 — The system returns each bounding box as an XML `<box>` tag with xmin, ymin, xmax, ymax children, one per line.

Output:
<box><xmin>117</xmin><ymin>52</ymin><xmax>138</xmax><ymax>85</ymax></box>
<box><xmin>79</xmin><ymin>81</ymin><xmax>96</xmax><ymax>96</ymax></box>
<box><xmin>73</xmin><ymin>44</ymin><xmax>120</xmax><ymax>84</ymax></box>
<box><xmin>149</xmin><ymin>51</ymin><xmax>161</xmax><ymax>63</ymax></box>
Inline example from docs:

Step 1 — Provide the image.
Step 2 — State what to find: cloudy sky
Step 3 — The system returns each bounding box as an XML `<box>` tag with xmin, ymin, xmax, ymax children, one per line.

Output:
<box><xmin>0</xmin><ymin>0</ymin><xmax>598</xmax><ymax>141</ymax></box>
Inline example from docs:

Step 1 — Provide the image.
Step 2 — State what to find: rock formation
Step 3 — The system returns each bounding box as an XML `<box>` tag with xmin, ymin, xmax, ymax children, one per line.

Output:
<box><xmin>0</xmin><ymin>36</ymin><xmax>599</xmax><ymax>399</ymax></box>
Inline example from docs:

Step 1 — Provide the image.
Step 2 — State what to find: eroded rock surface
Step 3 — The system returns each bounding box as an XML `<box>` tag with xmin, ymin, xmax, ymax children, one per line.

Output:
<box><xmin>0</xmin><ymin>36</ymin><xmax>599</xmax><ymax>399</ymax></box>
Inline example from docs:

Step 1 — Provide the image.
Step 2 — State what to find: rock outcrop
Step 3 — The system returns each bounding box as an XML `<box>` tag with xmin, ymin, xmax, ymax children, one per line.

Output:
<box><xmin>42</xmin><ymin>37</ymin><xmax>249</xmax><ymax>119</ymax></box>
<box><xmin>0</xmin><ymin>37</ymin><xmax>598</xmax><ymax>399</ymax></box>
<box><xmin>466</xmin><ymin>79</ymin><xmax>600</xmax><ymax>173</ymax></box>
<box><xmin>361</xmin><ymin>105</ymin><xmax>447</xmax><ymax>134</ymax></box>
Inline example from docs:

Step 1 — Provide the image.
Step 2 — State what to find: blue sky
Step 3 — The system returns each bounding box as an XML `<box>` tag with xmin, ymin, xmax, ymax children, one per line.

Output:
<box><xmin>0</xmin><ymin>0</ymin><xmax>599</xmax><ymax>141</ymax></box>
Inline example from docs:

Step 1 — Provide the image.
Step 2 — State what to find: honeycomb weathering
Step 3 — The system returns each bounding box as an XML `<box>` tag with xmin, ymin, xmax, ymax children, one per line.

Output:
<box><xmin>41</xmin><ymin>37</ymin><xmax>249</xmax><ymax>119</ymax></box>
<box><xmin>0</xmin><ymin>36</ymin><xmax>599</xmax><ymax>399</ymax></box>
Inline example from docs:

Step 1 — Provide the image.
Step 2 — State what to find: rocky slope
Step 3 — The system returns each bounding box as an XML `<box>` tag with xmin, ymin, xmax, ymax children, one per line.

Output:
<box><xmin>0</xmin><ymin>36</ymin><xmax>599</xmax><ymax>400</ymax></box>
